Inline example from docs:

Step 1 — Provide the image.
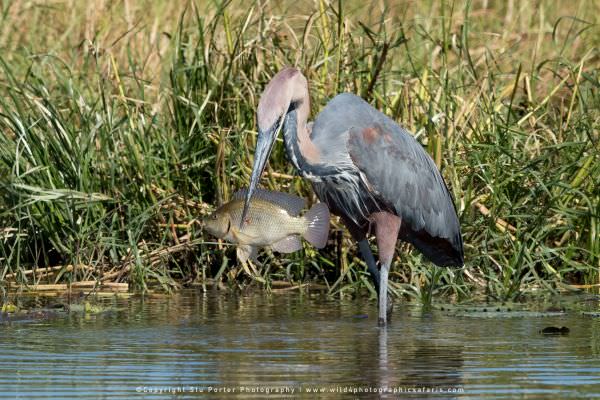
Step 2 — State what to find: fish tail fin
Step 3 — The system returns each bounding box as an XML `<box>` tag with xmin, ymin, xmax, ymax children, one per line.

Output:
<box><xmin>303</xmin><ymin>202</ymin><xmax>330</xmax><ymax>249</ymax></box>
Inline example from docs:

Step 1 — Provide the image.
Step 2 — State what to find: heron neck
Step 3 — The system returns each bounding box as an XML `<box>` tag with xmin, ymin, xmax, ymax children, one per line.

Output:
<box><xmin>283</xmin><ymin>109</ymin><xmax>318</xmax><ymax>172</ymax></box>
<box><xmin>283</xmin><ymin>110</ymin><xmax>342</xmax><ymax>179</ymax></box>
<box><xmin>283</xmin><ymin>108</ymin><xmax>320</xmax><ymax>169</ymax></box>
<box><xmin>296</xmin><ymin>98</ymin><xmax>320</xmax><ymax>165</ymax></box>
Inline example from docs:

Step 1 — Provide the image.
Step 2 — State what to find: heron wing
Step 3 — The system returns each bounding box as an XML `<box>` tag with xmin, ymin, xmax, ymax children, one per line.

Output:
<box><xmin>347</xmin><ymin>122</ymin><xmax>463</xmax><ymax>266</ymax></box>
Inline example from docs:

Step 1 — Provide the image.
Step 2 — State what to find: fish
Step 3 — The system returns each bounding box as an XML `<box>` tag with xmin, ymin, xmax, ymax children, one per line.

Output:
<box><xmin>203</xmin><ymin>188</ymin><xmax>330</xmax><ymax>262</ymax></box>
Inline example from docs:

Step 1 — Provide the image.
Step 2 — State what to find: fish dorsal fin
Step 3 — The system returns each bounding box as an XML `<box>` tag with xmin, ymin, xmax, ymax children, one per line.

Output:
<box><xmin>232</xmin><ymin>188</ymin><xmax>306</xmax><ymax>216</ymax></box>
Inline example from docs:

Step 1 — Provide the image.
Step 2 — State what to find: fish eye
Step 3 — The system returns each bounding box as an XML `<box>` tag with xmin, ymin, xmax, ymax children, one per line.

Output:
<box><xmin>211</xmin><ymin>214</ymin><xmax>218</xmax><ymax>220</ymax></box>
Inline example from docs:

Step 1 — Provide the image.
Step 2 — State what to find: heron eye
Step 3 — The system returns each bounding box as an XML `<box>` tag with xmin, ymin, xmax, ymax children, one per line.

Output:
<box><xmin>212</xmin><ymin>214</ymin><xmax>218</xmax><ymax>220</ymax></box>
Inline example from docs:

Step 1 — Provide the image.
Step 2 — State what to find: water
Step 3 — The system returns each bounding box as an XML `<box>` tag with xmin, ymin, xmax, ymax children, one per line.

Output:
<box><xmin>1</xmin><ymin>290</ymin><xmax>600</xmax><ymax>398</ymax></box>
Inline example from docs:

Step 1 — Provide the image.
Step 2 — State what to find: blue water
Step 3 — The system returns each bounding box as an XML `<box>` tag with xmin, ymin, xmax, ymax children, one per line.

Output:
<box><xmin>1</xmin><ymin>291</ymin><xmax>599</xmax><ymax>398</ymax></box>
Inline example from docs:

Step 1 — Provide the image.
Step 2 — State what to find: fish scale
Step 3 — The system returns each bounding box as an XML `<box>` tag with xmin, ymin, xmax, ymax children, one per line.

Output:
<box><xmin>225</xmin><ymin>199</ymin><xmax>306</xmax><ymax>246</ymax></box>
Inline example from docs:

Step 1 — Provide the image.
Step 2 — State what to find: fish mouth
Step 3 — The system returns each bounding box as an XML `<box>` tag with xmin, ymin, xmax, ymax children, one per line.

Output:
<box><xmin>242</xmin><ymin>118</ymin><xmax>282</xmax><ymax>226</ymax></box>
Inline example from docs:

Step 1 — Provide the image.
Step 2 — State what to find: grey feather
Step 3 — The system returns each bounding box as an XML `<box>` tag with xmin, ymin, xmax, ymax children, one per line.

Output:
<box><xmin>308</xmin><ymin>93</ymin><xmax>463</xmax><ymax>266</ymax></box>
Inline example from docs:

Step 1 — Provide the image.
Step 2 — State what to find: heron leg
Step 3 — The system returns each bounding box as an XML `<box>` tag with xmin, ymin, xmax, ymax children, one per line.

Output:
<box><xmin>371</xmin><ymin>212</ymin><xmax>401</xmax><ymax>326</ymax></box>
<box><xmin>358</xmin><ymin>239</ymin><xmax>380</xmax><ymax>292</ymax></box>
<box><xmin>378</xmin><ymin>261</ymin><xmax>390</xmax><ymax>326</ymax></box>
<box><xmin>359</xmin><ymin>239</ymin><xmax>394</xmax><ymax>321</ymax></box>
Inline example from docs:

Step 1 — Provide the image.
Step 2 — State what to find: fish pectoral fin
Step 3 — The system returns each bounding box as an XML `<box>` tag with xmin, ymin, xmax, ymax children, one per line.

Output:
<box><xmin>237</xmin><ymin>245</ymin><xmax>258</xmax><ymax>263</ymax></box>
<box><xmin>231</xmin><ymin>228</ymin><xmax>259</xmax><ymax>244</ymax></box>
<box><xmin>271</xmin><ymin>235</ymin><xmax>303</xmax><ymax>253</ymax></box>
<box><xmin>230</xmin><ymin>229</ymin><xmax>241</xmax><ymax>242</ymax></box>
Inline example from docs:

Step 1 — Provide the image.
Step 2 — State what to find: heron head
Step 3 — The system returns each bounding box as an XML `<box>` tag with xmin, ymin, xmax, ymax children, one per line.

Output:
<box><xmin>243</xmin><ymin>67</ymin><xmax>308</xmax><ymax>224</ymax></box>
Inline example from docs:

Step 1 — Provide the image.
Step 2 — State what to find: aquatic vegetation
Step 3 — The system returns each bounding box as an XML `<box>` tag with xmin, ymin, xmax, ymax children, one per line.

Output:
<box><xmin>1</xmin><ymin>303</ymin><xmax>17</xmax><ymax>313</ymax></box>
<box><xmin>0</xmin><ymin>1</ymin><xmax>598</xmax><ymax>302</ymax></box>
<box><xmin>68</xmin><ymin>302</ymin><xmax>109</xmax><ymax>315</ymax></box>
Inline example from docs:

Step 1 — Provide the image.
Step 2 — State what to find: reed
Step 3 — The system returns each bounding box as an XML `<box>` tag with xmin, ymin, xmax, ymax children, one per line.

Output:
<box><xmin>0</xmin><ymin>0</ymin><xmax>598</xmax><ymax>302</ymax></box>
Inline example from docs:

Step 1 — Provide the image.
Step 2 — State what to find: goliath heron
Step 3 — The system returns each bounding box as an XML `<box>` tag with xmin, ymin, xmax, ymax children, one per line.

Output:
<box><xmin>243</xmin><ymin>67</ymin><xmax>463</xmax><ymax>325</ymax></box>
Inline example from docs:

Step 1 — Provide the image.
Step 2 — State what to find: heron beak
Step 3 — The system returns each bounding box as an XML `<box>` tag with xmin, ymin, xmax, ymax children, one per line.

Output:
<box><xmin>242</xmin><ymin>121</ymin><xmax>280</xmax><ymax>226</ymax></box>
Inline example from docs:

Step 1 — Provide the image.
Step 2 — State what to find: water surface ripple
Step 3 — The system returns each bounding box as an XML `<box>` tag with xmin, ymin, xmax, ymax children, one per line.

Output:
<box><xmin>1</xmin><ymin>291</ymin><xmax>599</xmax><ymax>398</ymax></box>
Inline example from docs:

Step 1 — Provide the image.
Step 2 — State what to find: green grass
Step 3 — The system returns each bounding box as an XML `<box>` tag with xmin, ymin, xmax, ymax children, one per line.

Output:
<box><xmin>0</xmin><ymin>0</ymin><xmax>598</xmax><ymax>302</ymax></box>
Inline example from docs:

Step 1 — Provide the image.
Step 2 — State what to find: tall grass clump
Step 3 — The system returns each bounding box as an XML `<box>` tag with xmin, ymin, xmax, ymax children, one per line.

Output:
<box><xmin>0</xmin><ymin>0</ymin><xmax>598</xmax><ymax>301</ymax></box>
